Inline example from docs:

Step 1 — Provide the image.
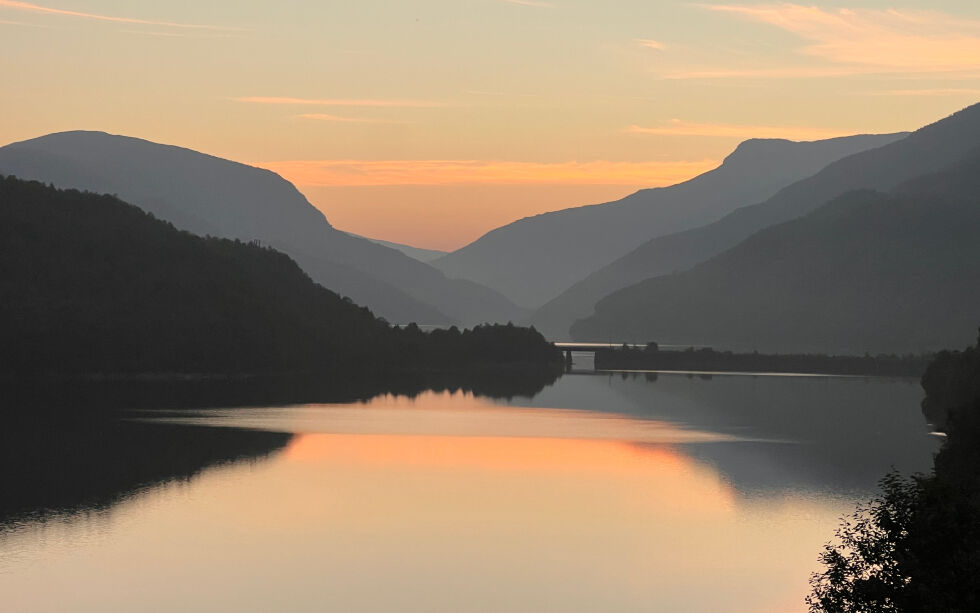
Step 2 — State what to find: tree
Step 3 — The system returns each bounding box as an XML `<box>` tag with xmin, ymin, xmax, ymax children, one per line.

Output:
<box><xmin>808</xmin><ymin>331</ymin><xmax>980</xmax><ymax>612</ymax></box>
<box><xmin>807</xmin><ymin>469</ymin><xmax>980</xmax><ymax>613</ymax></box>
<box><xmin>806</xmin><ymin>472</ymin><xmax>919</xmax><ymax>612</ymax></box>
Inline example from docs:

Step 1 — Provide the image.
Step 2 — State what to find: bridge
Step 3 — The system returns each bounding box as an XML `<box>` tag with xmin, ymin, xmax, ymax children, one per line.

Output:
<box><xmin>554</xmin><ymin>342</ymin><xmax>646</xmax><ymax>353</ymax></box>
<box><xmin>553</xmin><ymin>342</ymin><xmax>649</xmax><ymax>368</ymax></box>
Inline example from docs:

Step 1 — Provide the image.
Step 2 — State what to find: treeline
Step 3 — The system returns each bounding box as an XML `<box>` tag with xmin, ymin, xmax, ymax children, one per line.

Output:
<box><xmin>389</xmin><ymin>322</ymin><xmax>560</xmax><ymax>368</ymax></box>
<box><xmin>0</xmin><ymin>176</ymin><xmax>560</xmax><ymax>376</ymax></box>
<box><xmin>593</xmin><ymin>345</ymin><xmax>931</xmax><ymax>377</ymax></box>
<box><xmin>807</xmin><ymin>330</ymin><xmax>980</xmax><ymax>611</ymax></box>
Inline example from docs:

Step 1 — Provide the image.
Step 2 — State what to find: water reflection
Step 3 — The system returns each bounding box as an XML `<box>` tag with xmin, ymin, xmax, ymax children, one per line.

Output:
<box><xmin>0</xmin><ymin>368</ymin><xmax>563</xmax><ymax>530</ymax></box>
<box><xmin>0</xmin><ymin>370</ymin><xmax>939</xmax><ymax>613</ymax></box>
<box><xmin>150</xmin><ymin>392</ymin><xmax>738</xmax><ymax>444</ymax></box>
<box><xmin>2</xmin><ymin>366</ymin><xmax>562</xmax><ymax>415</ymax></box>
<box><xmin>0</xmin><ymin>420</ymin><xmax>293</xmax><ymax>529</ymax></box>
<box><xmin>514</xmin><ymin>371</ymin><xmax>938</xmax><ymax>496</ymax></box>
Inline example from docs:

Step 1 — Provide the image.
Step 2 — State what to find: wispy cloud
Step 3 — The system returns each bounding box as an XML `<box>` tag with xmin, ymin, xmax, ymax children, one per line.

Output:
<box><xmin>251</xmin><ymin>159</ymin><xmax>719</xmax><ymax>187</ymax></box>
<box><xmin>635</xmin><ymin>39</ymin><xmax>666</xmax><ymax>51</ymax></box>
<box><xmin>297</xmin><ymin>113</ymin><xmax>407</xmax><ymax>124</ymax></box>
<box><xmin>703</xmin><ymin>4</ymin><xmax>980</xmax><ymax>74</ymax></box>
<box><xmin>503</xmin><ymin>0</ymin><xmax>556</xmax><ymax>8</ymax></box>
<box><xmin>0</xmin><ymin>0</ymin><xmax>239</xmax><ymax>30</ymax></box>
<box><xmin>625</xmin><ymin>119</ymin><xmax>850</xmax><ymax>141</ymax></box>
<box><xmin>235</xmin><ymin>96</ymin><xmax>449</xmax><ymax>108</ymax></box>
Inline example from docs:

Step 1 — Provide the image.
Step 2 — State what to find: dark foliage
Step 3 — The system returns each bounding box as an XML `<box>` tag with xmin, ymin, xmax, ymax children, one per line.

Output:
<box><xmin>808</xmin><ymin>470</ymin><xmax>980</xmax><ymax>613</ymax></box>
<box><xmin>808</xmin><ymin>333</ymin><xmax>980</xmax><ymax>611</ymax></box>
<box><xmin>389</xmin><ymin>322</ymin><xmax>561</xmax><ymax>368</ymax></box>
<box><xmin>920</xmin><ymin>330</ymin><xmax>980</xmax><ymax>428</ymax></box>
<box><xmin>0</xmin><ymin>176</ymin><xmax>560</xmax><ymax>375</ymax></box>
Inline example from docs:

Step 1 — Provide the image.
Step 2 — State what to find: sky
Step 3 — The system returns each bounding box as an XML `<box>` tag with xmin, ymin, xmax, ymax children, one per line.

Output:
<box><xmin>3</xmin><ymin>1</ymin><xmax>980</xmax><ymax>250</ymax></box>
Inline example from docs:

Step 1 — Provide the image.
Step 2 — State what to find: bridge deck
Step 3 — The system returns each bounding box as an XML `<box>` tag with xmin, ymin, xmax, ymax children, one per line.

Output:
<box><xmin>554</xmin><ymin>342</ymin><xmax>644</xmax><ymax>352</ymax></box>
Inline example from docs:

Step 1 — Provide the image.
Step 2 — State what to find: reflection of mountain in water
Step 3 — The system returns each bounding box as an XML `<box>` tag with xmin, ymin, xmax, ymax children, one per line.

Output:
<box><xmin>0</xmin><ymin>419</ymin><xmax>292</xmax><ymax>527</ymax></box>
<box><xmin>1</xmin><ymin>368</ymin><xmax>563</xmax><ymax>526</ymax></box>
<box><xmin>4</xmin><ymin>368</ymin><xmax>562</xmax><ymax>415</ymax></box>
<box><xmin>518</xmin><ymin>372</ymin><xmax>939</xmax><ymax>496</ymax></box>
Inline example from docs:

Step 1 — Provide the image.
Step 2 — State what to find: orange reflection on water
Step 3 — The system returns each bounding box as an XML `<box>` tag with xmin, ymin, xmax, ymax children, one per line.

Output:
<box><xmin>283</xmin><ymin>432</ymin><xmax>736</xmax><ymax>518</ymax></box>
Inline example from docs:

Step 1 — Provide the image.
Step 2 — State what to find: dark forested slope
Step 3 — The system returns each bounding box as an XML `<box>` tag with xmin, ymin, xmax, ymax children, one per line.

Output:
<box><xmin>0</xmin><ymin>131</ymin><xmax>522</xmax><ymax>326</ymax></box>
<box><xmin>0</xmin><ymin>177</ymin><xmax>558</xmax><ymax>375</ymax></box>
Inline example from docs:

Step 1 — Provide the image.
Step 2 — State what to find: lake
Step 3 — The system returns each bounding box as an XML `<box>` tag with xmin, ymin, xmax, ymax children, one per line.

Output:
<box><xmin>0</xmin><ymin>369</ymin><xmax>939</xmax><ymax>612</ymax></box>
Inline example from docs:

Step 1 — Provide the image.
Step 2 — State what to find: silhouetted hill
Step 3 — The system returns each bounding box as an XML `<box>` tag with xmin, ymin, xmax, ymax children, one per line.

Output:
<box><xmin>0</xmin><ymin>176</ymin><xmax>559</xmax><ymax>375</ymax></box>
<box><xmin>433</xmin><ymin>133</ymin><xmax>905</xmax><ymax>310</ymax></box>
<box><xmin>0</xmin><ymin>131</ymin><xmax>523</xmax><ymax>326</ymax></box>
<box><xmin>556</xmin><ymin>103</ymin><xmax>980</xmax><ymax>339</ymax></box>
<box><xmin>571</xmin><ymin>151</ymin><xmax>980</xmax><ymax>354</ymax></box>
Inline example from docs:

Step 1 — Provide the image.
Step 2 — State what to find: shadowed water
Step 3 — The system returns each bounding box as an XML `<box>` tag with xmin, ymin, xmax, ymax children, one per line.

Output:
<box><xmin>0</xmin><ymin>370</ymin><xmax>938</xmax><ymax>612</ymax></box>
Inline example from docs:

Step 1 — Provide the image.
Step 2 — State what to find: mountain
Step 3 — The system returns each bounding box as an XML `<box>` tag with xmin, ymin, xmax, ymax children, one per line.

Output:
<box><xmin>432</xmin><ymin>133</ymin><xmax>906</xmax><ymax>310</ymax></box>
<box><xmin>551</xmin><ymin>103</ymin><xmax>980</xmax><ymax>339</ymax></box>
<box><xmin>0</xmin><ymin>131</ymin><xmax>522</xmax><ymax>327</ymax></box>
<box><xmin>570</xmin><ymin>150</ymin><xmax>980</xmax><ymax>354</ymax></box>
<box><xmin>0</xmin><ymin>175</ymin><xmax>388</xmax><ymax>373</ymax></box>
<box><xmin>351</xmin><ymin>233</ymin><xmax>447</xmax><ymax>262</ymax></box>
<box><xmin>0</xmin><ymin>176</ymin><xmax>557</xmax><ymax>374</ymax></box>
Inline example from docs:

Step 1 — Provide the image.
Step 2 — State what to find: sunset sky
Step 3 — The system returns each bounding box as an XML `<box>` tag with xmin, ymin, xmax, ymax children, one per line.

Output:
<box><xmin>3</xmin><ymin>1</ymin><xmax>980</xmax><ymax>249</ymax></box>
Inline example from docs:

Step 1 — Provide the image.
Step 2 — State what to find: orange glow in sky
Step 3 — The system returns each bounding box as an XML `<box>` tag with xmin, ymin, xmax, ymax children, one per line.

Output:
<box><xmin>1</xmin><ymin>1</ymin><xmax>978</xmax><ymax>248</ymax></box>
<box><xmin>259</xmin><ymin>159</ymin><xmax>720</xmax><ymax>249</ymax></box>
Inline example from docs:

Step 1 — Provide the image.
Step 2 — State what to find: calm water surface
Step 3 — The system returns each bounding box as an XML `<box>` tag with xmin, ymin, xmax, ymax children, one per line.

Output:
<box><xmin>0</xmin><ymin>371</ymin><xmax>938</xmax><ymax>612</ymax></box>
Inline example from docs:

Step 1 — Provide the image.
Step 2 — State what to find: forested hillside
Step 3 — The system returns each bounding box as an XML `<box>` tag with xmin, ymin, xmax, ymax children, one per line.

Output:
<box><xmin>0</xmin><ymin>177</ymin><xmax>558</xmax><ymax>375</ymax></box>
<box><xmin>0</xmin><ymin>131</ymin><xmax>523</xmax><ymax>326</ymax></box>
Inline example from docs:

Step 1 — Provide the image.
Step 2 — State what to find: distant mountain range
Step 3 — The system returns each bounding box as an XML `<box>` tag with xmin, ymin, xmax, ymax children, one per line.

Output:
<box><xmin>6</xmin><ymin>101</ymin><xmax>979</xmax><ymax>355</ymax></box>
<box><xmin>0</xmin><ymin>131</ymin><xmax>521</xmax><ymax>327</ymax></box>
<box><xmin>433</xmin><ymin>133</ymin><xmax>906</xmax><ymax>310</ymax></box>
<box><xmin>557</xmin><ymin>103</ymin><xmax>980</xmax><ymax>343</ymax></box>
<box><xmin>572</xmin><ymin>144</ymin><xmax>980</xmax><ymax>354</ymax></box>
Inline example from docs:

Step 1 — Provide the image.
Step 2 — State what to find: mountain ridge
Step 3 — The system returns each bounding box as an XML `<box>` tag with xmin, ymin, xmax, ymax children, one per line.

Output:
<box><xmin>0</xmin><ymin>131</ymin><xmax>523</xmax><ymax>326</ymax></box>
<box><xmin>570</xmin><ymin>146</ymin><xmax>980</xmax><ymax>353</ymax></box>
<box><xmin>434</xmin><ymin>132</ymin><xmax>906</xmax><ymax>310</ymax></box>
<box><xmin>538</xmin><ymin>103</ymin><xmax>980</xmax><ymax>338</ymax></box>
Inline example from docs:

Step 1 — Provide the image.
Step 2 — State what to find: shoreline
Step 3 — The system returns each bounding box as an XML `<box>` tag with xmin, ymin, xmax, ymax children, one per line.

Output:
<box><xmin>593</xmin><ymin>347</ymin><xmax>932</xmax><ymax>378</ymax></box>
